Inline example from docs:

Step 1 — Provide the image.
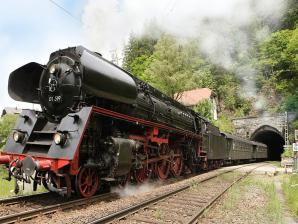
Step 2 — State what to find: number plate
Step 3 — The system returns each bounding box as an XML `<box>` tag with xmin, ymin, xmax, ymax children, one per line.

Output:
<box><xmin>49</xmin><ymin>95</ymin><xmax>62</xmax><ymax>103</ymax></box>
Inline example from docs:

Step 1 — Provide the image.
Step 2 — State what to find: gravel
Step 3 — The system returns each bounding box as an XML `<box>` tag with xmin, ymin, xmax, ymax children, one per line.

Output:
<box><xmin>19</xmin><ymin>164</ymin><xmax>254</xmax><ymax>224</ymax></box>
<box><xmin>199</xmin><ymin>174</ymin><xmax>277</xmax><ymax>224</ymax></box>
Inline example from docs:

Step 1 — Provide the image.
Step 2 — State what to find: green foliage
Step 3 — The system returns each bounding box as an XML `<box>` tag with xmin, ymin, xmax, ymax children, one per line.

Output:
<box><xmin>144</xmin><ymin>35</ymin><xmax>204</xmax><ymax>98</ymax></box>
<box><xmin>122</xmin><ymin>34</ymin><xmax>157</xmax><ymax>77</ymax></box>
<box><xmin>280</xmin><ymin>0</ymin><xmax>298</xmax><ymax>30</ymax></box>
<box><xmin>122</xmin><ymin>31</ymin><xmax>253</xmax><ymax>118</ymax></box>
<box><xmin>291</xmin><ymin>119</ymin><xmax>298</xmax><ymax>129</ymax></box>
<box><xmin>281</xmin><ymin>148</ymin><xmax>294</xmax><ymax>157</ymax></box>
<box><xmin>193</xmin><ymin>99</ymin><xmax>213</xmax><ymax>121</ymax></box>
<box><xmin>128</xmin><ymin>54</ymin><xmax>154</xmax><ymax>82</ymax></box>
<box><xmin>0</xmin><ymin>114</ymin><xmax>17</xmax><ymax>149</ymax></box>
<box><xmin>281</xmin><ymin>91</ymin><xmax>298</xmax><ymax>112</ymax></box>
<box><xmin>121</xmin><ymin>2</ymin><xmax>298</xmax><ymax>124</ymax></box>
<box><xmin>259</xmin><ymin>26</ymin><xmax>298</xmax><ymax>97</ymax></box>
<box><xmin>213</xmin><ymin>115</ymin><xmax>235</xmax><ymax>134</ymax></box>
<box><xmin>258</xmin><ymin>23</ymin><xmax>298</xmax><ymax>114</ymax></box>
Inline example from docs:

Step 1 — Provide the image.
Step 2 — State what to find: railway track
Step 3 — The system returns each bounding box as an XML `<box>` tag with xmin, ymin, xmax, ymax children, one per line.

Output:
<box><xmin>88</xmin><ymin>163</ymin><xmax>264</xmax><ymax>224</ymax></box>
<box><xmin>0</xmin><ymin>192</ymin><xmax>119</xmax><ymax>224</ymax></box>
<box><xmin>0</xmin><ymin>163</ymin><xmax>262</xmax><ymax>224</ymax></box>
<box><xmin>0</xmin><ymin>192</ymin><xmax>53</xmax><ymax>206</ymax></box>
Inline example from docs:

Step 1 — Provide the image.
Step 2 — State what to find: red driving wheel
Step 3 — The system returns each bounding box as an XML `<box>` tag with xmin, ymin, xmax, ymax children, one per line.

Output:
<box><xmin>76</xmin><ymin>167</ymin><xmax>99</xmax><ymax>197</ymax></box>
<box><xmin>170</xmin><ymin>148</ymin><xmax>183</xmax><ymax>177</ymax></box>
<box><xmin>156</xmin><ymin>145</ymin><xmax>170</xmax><ymax>180</ymax></box>
<box><xmin>134</xmin><ymin>164</ymin><xmax>152</xmax><ymax>183</ymax></box>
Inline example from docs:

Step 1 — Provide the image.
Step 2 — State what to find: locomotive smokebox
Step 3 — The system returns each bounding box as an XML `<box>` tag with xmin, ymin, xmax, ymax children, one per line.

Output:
<box><xmin>79</xmin><ymin>47</ymin><xmax>137</xmax><ymax>104</ymax></box>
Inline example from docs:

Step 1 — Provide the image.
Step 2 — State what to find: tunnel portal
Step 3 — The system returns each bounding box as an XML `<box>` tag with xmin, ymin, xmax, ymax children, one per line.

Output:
<box><xmin>251</xmin><ymin>125</ymin><xmax>285</xmax><ymax>161</ymax></box>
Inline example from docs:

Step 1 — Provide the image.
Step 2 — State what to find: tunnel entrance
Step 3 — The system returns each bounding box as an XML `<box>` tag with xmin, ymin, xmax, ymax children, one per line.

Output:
<box><xmin>251</xmin><ymin>125</ymin><xmax>285</xmax><ymax>161</ymax></box>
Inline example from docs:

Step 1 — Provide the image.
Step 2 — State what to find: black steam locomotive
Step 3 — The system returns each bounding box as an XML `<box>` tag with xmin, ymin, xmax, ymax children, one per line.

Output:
<box><xmin>0</xmin><ymin>46</ymin><xmax>267</xmax><ymax>197</ymax></box>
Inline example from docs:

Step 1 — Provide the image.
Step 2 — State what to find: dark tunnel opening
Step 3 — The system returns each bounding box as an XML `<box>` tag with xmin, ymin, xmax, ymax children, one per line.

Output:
<box><xmin>251</xmin><ymin>129</ymin><xmax>285</xmax><ymax>161</ymax></box>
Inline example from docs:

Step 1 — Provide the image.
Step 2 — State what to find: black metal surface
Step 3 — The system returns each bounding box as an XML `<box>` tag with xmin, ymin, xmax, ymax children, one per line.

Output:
<box><xmin>80</xmin><ymin>48</ymin><xmax>137</xmax><ymax>104</ymax></box>
<box><xmin>21</xmin><ymin>156</ymin><xmax>37</xmax><ymax>176</ymax></box>
<box><xmin>8</xmin><ymin>62</ymin><xmax>43</xmax><ymax>104</ymax></box>
<box><xmin>47</xmin><ymin>107</ymin><xmax>92</xmax><ymax>160</ymax></box>
<box><xmin>4</xmin><ymin>110</ymin><xmax>38</xmax><ymax>154</ymax></box>
<box><xmin>39</xmin><ymin>54</ymin><xmax>82</xmax><ymax>120</ymax></box>
<box><xmin>110</xmin><ymin>137</ymin><xmax>135</xmax><ymax>176</ymax></box>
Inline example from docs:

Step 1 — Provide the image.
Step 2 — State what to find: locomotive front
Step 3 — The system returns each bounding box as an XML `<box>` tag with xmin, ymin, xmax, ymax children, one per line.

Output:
<box><xmin>0</xmin><ymin>46</ymin><xmax>139</xmax><ymax>197</ymax></box>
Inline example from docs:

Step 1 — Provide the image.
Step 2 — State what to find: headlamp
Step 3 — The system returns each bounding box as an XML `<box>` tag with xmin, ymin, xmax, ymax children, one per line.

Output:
<box><xmin>13</xmin><ymin>131</ymin><xmax>25</xmax><ymax>143</ymax></box>
<box><xmin>54</xmin><ymin>132</ymin><xmax>67</xmax><ymax>146</ymax></box>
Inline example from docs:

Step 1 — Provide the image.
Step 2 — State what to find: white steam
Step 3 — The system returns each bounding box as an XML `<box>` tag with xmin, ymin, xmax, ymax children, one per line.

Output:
<box><xmin>82</xmin><ymin>0</ymin><xmax>287</xmax><ymax>109</ymax></box>
<box><xmin>111</xmin><ymin>181</ymin><xmax>162</xmax><ymax>198</ymax></box>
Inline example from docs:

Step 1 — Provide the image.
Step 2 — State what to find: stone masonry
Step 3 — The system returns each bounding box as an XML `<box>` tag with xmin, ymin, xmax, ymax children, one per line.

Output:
<box><xmin>232</xmin><ymin>112</ymin><xmax>296</xmax><ymax>140</ymax></box>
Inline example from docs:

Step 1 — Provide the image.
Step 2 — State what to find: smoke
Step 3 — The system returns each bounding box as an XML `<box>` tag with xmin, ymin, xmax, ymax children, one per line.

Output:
<box><xmin>111</xmin><ymin>181</ymin><xmax>162</xmax><ymax>197</ymax></box>
<box><xmin>82</xmin><ymin>0</ymin><xmax>287</xmax><ymax>109</ymax></box>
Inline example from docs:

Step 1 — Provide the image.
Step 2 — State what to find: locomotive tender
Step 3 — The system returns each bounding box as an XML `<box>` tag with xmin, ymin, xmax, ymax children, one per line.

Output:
<box><xmin>0</xmin><ymin>46</ymin><xmax>267</xmax><ymax>197</ymax></box>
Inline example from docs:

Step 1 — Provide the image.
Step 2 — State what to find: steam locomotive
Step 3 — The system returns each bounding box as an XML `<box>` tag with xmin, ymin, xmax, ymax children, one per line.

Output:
<box><xmin>0</xmin><ymin>46</ymin><xmax>267</xmax><ymax>197</ymax></box>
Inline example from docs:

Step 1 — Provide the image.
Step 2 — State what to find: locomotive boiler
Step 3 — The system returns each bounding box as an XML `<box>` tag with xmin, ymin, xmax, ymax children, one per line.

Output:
<box><xmin>0</xmin><ymin>46</ymin><xmax>267</xmax><ymax>197</ymax></box>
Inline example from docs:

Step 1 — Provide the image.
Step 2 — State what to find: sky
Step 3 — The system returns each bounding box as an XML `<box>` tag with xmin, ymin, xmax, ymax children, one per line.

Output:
<box><xmin>0</xmin><ymin>0</ymin><xmax>86</xmax><ymax>111</ymax></box>
<box><xmin>0</xmin><ymin>0</ymin><xmax>287</xmax><ymax>112</ymax></box>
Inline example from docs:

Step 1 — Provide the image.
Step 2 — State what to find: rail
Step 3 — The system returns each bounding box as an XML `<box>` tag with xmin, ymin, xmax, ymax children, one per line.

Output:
<box><xmin>88</xmin><ymin>163</ymin><xmax>264</xmax><ymax>224</ymax></box>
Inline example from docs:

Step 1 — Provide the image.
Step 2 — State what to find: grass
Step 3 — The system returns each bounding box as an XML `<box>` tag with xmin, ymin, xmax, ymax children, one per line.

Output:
<box><xmin>268</xmin><ymin>161</ymin><xmax>282</xmax><ymax>167</ymax></box>
<box><xmin>263</xmin><ymin>179</ymin><xmax>283</xmax><ymax>223</ymax></box>
<box><xmin>0</xmin><ymin>165</ymin><xmax>46</xmax><ymax>198</ymax></box>
<box><xmin>282</xmin><ymin>174</ymin><xmax>298</xmax><ymax>217</ymax></box>
<box><xmin>0</xmin><ymin>165</ymin><xmax>15</xmax><ymax>198</ymax></box>
<box><xmin>153</xmin><ymin>210</ymin><xmax>163</xmax><ymax>220</ymax></box>
<box><xmin>222</xmin><ymin>176</ymin><xmax>283</xmax><ymax>223</ymax></box>
<box><xmin>222</xmin><ymin>180</ymin><xmax>241</xmax><ymax>210</ymax></box>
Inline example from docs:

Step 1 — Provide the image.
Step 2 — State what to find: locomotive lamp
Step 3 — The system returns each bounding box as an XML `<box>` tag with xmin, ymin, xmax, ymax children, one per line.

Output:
<box><xmin>54</xmin><ymin>132</ymin><xmax>67</xmax><ymax>146</ymax></box>
<box><xmin>49</xmin><ymin>64</ymin><xmax>59</xmax><ymax>74</ymax></box>
<box><xmin>13</xmin><ymin>131</ymin><xmax>25</xmax><ymax>143</ymax></box>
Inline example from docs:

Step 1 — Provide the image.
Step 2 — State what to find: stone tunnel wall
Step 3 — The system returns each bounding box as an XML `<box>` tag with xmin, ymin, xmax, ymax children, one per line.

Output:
<box><xmin>232</xmin><ymin>113</ymin><xmax>296</xmax><ymax>139</ymax></box>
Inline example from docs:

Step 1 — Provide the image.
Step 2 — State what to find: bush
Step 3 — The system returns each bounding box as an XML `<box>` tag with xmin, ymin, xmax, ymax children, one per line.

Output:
<box><xmin>193</xmin><ymin>99</ymin><xmax>213</xmax><ymax>121</ymax></box>
<box><xmin>0</xmin><ymin>114</ymin><xmax>18</xmax><ymax>150</ymax></box>
<box><xmin>282</xmin><ymin>148</ymin><xmax>294</xmax><ymax>158</ymax></box>
<box><xmin>214</xmin><ymin>115</ymin><xmax>235</xmax><ymax>134</ymax></box>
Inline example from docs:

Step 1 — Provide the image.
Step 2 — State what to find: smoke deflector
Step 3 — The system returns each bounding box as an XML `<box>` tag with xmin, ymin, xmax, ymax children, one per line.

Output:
<box><xmin>8</xmin><ymin>62</ymin><xmax>43</xmax><ymax>104</ymax></box>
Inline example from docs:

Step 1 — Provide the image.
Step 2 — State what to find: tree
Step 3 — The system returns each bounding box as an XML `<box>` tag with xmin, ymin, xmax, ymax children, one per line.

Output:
<box><xmin>258</xmin><ymin>25</ymin><xmax>298</xmax><ymax>114</ymax></box>
<box><xmin>281</xmin><ymin>91</ymin><xmax>298</xmax><ymax>112</ymax></box>
<box><xmin>122</xmin><ymin>34</ymin><xmax>157</xmax><ymax>79</ymax></box>
<box><xmin>213</xmin><ymin>115</ymin><xmax>235</xmax><ymax>134</ymax></box>
<box><xmin>0</xmin><ymin>114</ymin><xmax>18</xmax><ymax>149</ymax></box>
<box><xmin>280</xmin><ymin>0</ymin><xmax>298</xmax><ymax>30</ymax></box>
<box><xmin>259</xmin><ymin>26</ymin><xmax>298</xmax><ymax>94</ymax></box>
<box><xmin>193</xmin><ymin>100</ymin><xmax>213</xmax><ymax>121</ymax></box>
<box><xmin>144</xmin><ymin>35</ymin><xmax>208</xmax><ymax>99</ymax></box>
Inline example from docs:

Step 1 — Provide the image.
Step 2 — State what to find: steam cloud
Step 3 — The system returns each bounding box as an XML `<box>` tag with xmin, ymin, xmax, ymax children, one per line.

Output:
<box><xmin>111</xmin><ymin>181</ymin><xmax>162</xmax><ymax>197</ymax></box>
<box><xmin>82</xmin><ymin>0</ymin><xmax>287</xmax><ymax>109</ymax></box>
